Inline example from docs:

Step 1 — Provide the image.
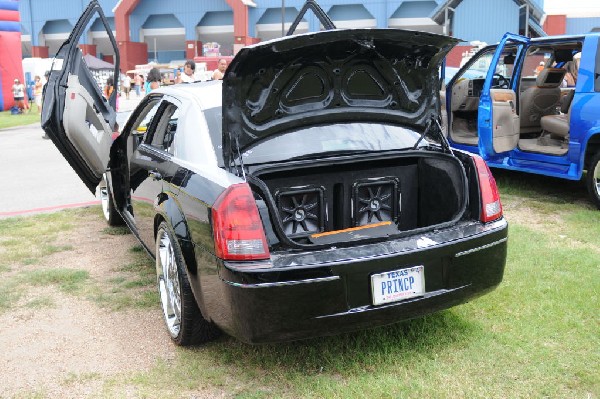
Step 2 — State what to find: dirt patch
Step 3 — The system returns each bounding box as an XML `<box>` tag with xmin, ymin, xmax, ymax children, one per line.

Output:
<box><xmin>0</xmin><ymin>213</ymin><xmax>178</xmax><ymax>397</ymax></box>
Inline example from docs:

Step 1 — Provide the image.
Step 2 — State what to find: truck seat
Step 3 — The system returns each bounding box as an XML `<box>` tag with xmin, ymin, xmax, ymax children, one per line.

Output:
<box><xmin>519</xmin><ymin>68</ymin><xmax>566</xmax><ymax>133</ymax></box>
<box><xmin>540</xmin><ymin>89</ymin><xmax>574</xmax><ymax>139</ymax></box>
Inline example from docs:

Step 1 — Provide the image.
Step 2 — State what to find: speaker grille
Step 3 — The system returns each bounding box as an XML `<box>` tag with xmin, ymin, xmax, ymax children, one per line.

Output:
<box><xmin>352</xmin><ymin>178</ymin><xmax>398</xmax><ymax>226</ymax></box>
<box><xmin>276</xmin><ymin>187</ymin><xmax>325</xmax><ymax>237</ymax></box>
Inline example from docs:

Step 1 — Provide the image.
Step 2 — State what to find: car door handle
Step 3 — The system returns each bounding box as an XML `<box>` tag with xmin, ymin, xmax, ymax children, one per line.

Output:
<box><xmin>149</xmin><ymin>170</ymin><xmax>162</xmax><ymax>181</ymax></box>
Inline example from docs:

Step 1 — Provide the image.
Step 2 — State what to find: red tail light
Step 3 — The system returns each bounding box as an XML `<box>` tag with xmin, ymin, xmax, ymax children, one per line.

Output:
<box><xmin>212</xmin><ymin>183</ymin><xmax>270</xmax><ymax>261</ymax></box>
<box><xmin>472</xmin><ymin>155</ymin><xmax>503</xmax><ymax>223</ymax></box>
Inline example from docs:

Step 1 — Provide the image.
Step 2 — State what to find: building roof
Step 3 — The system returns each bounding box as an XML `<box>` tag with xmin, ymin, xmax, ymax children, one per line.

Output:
<box><xmin>83</xmin><ymin>54</ymin><xmax>114</xmax><ymax>70</ymax></box>
<box><xmin>431</xmin><ymin>0</ymin><xmax>544</xmax><ymax>23</ymax></box>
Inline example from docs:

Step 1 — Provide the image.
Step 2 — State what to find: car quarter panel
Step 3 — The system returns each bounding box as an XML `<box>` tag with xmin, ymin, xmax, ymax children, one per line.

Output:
<box><xmin>174</xmin><ymin>164</ymin><xmax>243</xmax><ymax>319</ymax></box>
<box><xmin>204</xmin><ymin>218</ymin><xmax>507</xmax><ymax>343</ymax></box>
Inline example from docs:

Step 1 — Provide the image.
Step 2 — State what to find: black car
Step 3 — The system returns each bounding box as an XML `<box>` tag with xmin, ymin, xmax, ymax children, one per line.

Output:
<box><xmin>42</xmin><ymin>1</ymin><xmax>508</xmax><ymax>345</ymax></box>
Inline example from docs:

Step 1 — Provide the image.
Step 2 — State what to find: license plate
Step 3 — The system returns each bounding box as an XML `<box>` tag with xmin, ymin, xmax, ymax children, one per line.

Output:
<box><xmin>371</xmin><ymin>266</ymin><xmax>425</xmax><ymax>306</ymax></box>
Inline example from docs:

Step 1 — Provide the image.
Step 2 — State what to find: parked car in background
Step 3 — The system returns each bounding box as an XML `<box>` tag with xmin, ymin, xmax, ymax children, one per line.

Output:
<box><xmin>41</xmin><ymin>0</ymin><xmax>508</xmax><ymax>346</ymax></box>
<box><xmin>445</xmin><ymin>32</ymin><xmax>600</xmax><ymax>208</ymax></box>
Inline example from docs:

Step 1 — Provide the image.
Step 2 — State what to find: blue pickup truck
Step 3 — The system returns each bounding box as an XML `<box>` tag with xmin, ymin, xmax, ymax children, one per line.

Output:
<box><xmin>444</xmin><ymin>32</ymin><xmax>600</xmax><ymax>208</ymax></box>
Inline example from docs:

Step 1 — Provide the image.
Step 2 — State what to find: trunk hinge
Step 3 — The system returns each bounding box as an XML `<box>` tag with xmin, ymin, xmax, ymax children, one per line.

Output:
<box><xmin>413</xmin><ymin>116</ymin><xmax>454</xmax><ymax>156</ymax></box>
<box><xmin>233</xmin><ymin>136</ymin><xmax>247</xmax><ymax>180</ymax></box>
<box><xmin>287</xmin><ymin>0</ymin><xmax>336</xmax><ymax>36</ymax></box>
<box><xmin>434</xmin><ymin>118</ymin><xmax>454</xmax><ymax>156</ymax></box>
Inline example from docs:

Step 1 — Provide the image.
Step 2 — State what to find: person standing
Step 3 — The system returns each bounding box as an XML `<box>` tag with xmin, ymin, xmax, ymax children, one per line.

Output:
<box><xmin>33</xmin><ymin>75</ymin><xmax>44</xmax><ymax>113</ymax></box>
<box><xmin>103</xmin><ymin>75</ymin><xmax>115</xmax><ymax>99</ymax></box>
<box><xmin>174</xmin><ymin>69</ymin><xmax>183</xmax><ymax>84</ymax></box>
<box><xmin>104</xmin><ymin>75</ymin><xmax>120</xmax><ymax>111</ymax></box>
<box><xmin>134</xmin><ymin>74</ymin><xmax>142</xmax><ymax>97</ymax></box>
<box><xmin>212</xmin><ymin>58</ymin><xmax>227</xmax><ymax>80</ymax></box>
<box><xmin>12</xmin><ymin>78</ymin><xmax>26</xmax><ymax>113</ymax></box>
<box><xmin>122</xmin><ymin>74</ymin><xmax>131</xmax><ymax>99</ymax></box>
<box><xmin>145</xmin><ymin>68</ymin><xmax>161</xmax><ymax>92</ymax></box>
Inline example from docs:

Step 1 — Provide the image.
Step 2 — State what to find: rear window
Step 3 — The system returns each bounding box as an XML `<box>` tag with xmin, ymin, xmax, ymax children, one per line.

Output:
<box><xmin>204</xmin><ymin>107</ymin><xmax>224</xmax><ymax>165</ymax></box>
<box><xmin>241</xmin><ymin>123</ymin><xmax>422</xmax><ymax>164</ymax></box>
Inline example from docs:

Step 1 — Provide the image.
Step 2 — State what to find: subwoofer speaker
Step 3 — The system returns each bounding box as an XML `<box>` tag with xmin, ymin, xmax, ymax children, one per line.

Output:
<box><xmin>352</xmin><ymin>178</ymin><xmax>399</xmax><ymax>226</ymax></box>
<box><xmin>275</xmin><ymin>186</ymin><xmax>325</xmax><ymax>237</ymax></box>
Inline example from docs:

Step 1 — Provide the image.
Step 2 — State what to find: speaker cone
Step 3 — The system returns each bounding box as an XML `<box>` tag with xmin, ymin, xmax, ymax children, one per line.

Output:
<box><xmin>276</xmin><ymin>187</ymin><xmax>325</xmax><ymax>237</ymax></box>
<box><xmin>352</xmin><ymin>178</ymin><xmax>398</xmax><ymax>226</ymax></box>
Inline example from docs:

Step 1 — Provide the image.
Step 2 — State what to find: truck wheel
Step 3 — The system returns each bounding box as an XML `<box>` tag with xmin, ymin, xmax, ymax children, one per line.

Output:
<box><xmin>586</xmin><ymin>152</ymin><xmax>600</xmax><ymax>210</ymax></box>
<box><xmin>155</xmin><ymin>221</ymin><xmax>220</xmax><ymax>346</ymax></box>
<box><xmin>99</xmin><ymin>175</ymin><xmax>124</xmax><ymax>226</ymax></box>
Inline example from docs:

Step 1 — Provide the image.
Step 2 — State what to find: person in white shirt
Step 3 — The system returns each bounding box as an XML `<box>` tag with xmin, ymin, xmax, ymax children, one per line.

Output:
<box><xmin>12</xmin><ymin>78</ymin><xmax>26</xmax><ymax>113</ymax></box>
<box><xmin>180</xmin><ymin>60</ymin><xmax>197</xmax><ymax>83</ymax></box>
<box><xmin>122</xmin><ymin>74</ymin><xmax>131</xmax><ymax>99</ymax></box>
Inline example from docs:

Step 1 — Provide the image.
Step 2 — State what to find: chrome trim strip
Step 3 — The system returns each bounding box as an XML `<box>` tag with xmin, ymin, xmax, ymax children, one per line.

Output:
<box><xmin>221</xmin><ymin>275</ymin><xmax>340</xmax><ymax>289</ymax></box>
<box><xmin>454</xmin><ymin>237</ymin><xmax>508</xmax><ymax>257</ymax></box>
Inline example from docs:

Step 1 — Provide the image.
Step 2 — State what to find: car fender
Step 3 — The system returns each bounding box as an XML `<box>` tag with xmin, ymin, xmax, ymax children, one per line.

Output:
<box><xmin>581</xmin><ymin>128</ymin><xmax>600</xmax><ymax>171</ymax></box>
<box><xmin>155</xmin><ymin>193</ymin><xmax>210</xmax><ymax>315</ymax></box>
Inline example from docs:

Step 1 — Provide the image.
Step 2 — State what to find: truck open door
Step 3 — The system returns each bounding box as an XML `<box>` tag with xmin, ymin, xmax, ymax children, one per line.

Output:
<box><xmin>478</xmin><ymin>33</ymin><xmax>529</xmax><ymax>159</ymax></box>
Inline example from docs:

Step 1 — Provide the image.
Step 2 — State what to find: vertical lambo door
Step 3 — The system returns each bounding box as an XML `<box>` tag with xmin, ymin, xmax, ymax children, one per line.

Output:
<box><xmin>41</xmin><ymin>0</ymin><xmax>119</xmax><ymax>193</ymax></box>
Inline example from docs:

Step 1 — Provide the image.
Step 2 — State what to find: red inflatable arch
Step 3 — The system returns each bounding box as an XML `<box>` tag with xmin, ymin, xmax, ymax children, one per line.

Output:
<box><xmin>0</xmin><ymin>0</ymin><xmax>24</xmax><ymax>111</ymax></box>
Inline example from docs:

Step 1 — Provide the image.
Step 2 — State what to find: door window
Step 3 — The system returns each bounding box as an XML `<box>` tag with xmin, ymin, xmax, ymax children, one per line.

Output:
<box><xmin>150</xmin><ymin>103</ymin><xmax>180</xmax><ymax>154</ymax></box>
<box><xmin>128</xmin><ymin>98</ymin><xmax>161</xmax><ymax>144</ymax></box>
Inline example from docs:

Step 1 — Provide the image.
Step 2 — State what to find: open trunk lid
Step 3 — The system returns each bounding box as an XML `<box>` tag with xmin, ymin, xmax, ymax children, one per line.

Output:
<box><xmin>222</xmin><ymin>29</ymin><xmax>459</xmax><ymax>167</ymax></box>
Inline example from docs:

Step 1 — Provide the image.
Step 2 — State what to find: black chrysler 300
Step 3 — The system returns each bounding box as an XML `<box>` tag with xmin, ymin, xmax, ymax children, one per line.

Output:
<box><xmin>41</xmin><ymin>1</ymin><xmax>508</xmax><ymax>345</ymax></box>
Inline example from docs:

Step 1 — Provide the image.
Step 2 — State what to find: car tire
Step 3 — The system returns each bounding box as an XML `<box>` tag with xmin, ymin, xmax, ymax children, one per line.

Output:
<box><xmin>155</xmin><ymin>221</ymin><xmax>220</xmax><ymax>346</ymax></box>
<box><xmin>99</xmin><ymin>175</ymin><xmax>125</xmax><ymax>226</ymax></box>
<box><xmin>586</xmin><ymin>152</ymin><xmax>600</xmax><ymax>210</ymax></box>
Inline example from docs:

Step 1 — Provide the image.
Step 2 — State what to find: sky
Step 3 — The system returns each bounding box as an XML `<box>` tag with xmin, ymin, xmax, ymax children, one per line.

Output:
<box><xmin>543</xmin><ymin>0</ymin><xmax>600</xmax><ymax>16</ymax></box>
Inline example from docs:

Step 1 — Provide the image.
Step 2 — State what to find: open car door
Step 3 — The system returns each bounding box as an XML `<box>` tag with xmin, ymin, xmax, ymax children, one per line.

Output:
<box><xmin>477</xmin><ymin>33</ymin><xmax>529</xmax><ymax>159</ymax></box>
<box><xmin>41</xmin><ymin>0</ymin><xmax>119</xmax><ymax>193</ymax></box>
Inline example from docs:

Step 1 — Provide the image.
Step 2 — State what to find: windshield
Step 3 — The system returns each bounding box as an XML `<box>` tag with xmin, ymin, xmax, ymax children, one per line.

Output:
<box><xmin>240</xmin><ymin>123</ymin><xmax>423</xmax><ymax>164</ymax></box>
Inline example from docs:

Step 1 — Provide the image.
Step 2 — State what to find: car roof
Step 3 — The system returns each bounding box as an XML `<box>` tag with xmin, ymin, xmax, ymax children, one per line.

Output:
<box><xmin>152</xmin><ymin>80</ymin><xmax>223</xmax><ymax>110</ymax></box>
<box><xmin>529</xmin><ymin>34</ymin><xmax>587</xmax><ymax>42</ymax></box>
<box><xmin>483</xmin><ymin>32</ymin><xmax>599</xmax><ymax>49</ymax></box>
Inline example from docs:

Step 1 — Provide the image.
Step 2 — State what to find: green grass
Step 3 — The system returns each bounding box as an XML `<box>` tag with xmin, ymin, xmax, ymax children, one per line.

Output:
<box><xmin>0</xmin><ymin>268</ymin><xmax>91</xmax><ymax>312</ymax></box>
<box><xmin>25</xmin><ymin>268</ymin><xmax>90</xmax><ymax>293</ymax></box>
<box><xmin>97</xmin><ymin>210</ymin><xmax>598</xmax><ymax>398</ymax></box>
<box><xmin>89</xmin><ymin>244</ymin><xmax>157</xmax><ymax>310</ymax></box>
<box><xmin>0</xmin><ymin>103</ymin><xmax>41</xmax><ymax>129</ymax></box>
<box><xmin>0</xmin><ymin>207</ymin><xmax>101</xmax><ymax>269</ymax></box>
<box><xmin>25</xmin><ymin>295</ymin><xmax>56</xmax><ymax>309</ymax></box>
<box><xmin>89</xmin><ymin>172</ymin><xmax>599</xmax><ymax>398</ymax></box>
<box><xmin>1</xmin><ymin>172</ymin><xmax>599</xmax><ymax>398</ymax></box>
<box><xmin>102</xmin><ymin>226</ymin><xmax>132</xmax><ymax>235</ymax></box>
<box><xmin>0</xmin><ymin>206</ymin><xmax>155</xmax><ymax>313</ymax></box>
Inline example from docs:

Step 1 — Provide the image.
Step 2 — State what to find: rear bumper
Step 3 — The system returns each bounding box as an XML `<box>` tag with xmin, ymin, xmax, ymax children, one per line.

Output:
<box><xmin>205</xmin><ymin>218</ymin><xmax>508</xmax><ymax>343</ymax></box>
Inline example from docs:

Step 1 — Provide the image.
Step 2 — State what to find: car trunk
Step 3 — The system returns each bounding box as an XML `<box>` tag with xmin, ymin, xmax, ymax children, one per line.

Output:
<box><xmin>247</xmin><ymin>150</ymin><xmax>468</xmax><ymax>247</ymax></box>
<box><xmin>221</xmin><ymin>29</ymin><xmax>466</xmax><ymax>249</ymax></box>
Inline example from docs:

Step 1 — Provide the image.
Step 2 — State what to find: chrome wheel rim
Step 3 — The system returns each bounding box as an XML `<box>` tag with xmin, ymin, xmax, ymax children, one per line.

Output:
<box><xmin>594</xmin><ymin>161</ymin><xmax>600</xmax><ymax>198</ymax></box>
<box><xmin>156</xmin><ymin>228</ymin><xmax>182</xmax><ymax>338</ymax></box>
<box><xmin>99</xmin><ymin>186</ymin><xmax>110</xmax><ymax>221</ymax></box>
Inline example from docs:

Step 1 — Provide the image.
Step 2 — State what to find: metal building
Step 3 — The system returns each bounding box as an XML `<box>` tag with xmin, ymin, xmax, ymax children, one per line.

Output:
<box><xmin>16</xmin><ymin>0</ymin><xmax>596</xmax><ymax>73</ymax></box>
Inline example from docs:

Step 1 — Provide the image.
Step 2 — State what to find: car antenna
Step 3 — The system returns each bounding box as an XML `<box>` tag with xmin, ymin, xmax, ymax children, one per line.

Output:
<box><xmin>287</xmin><ymin>0</ymin><xmax>336</xmax><ymax>36</ymax></box>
